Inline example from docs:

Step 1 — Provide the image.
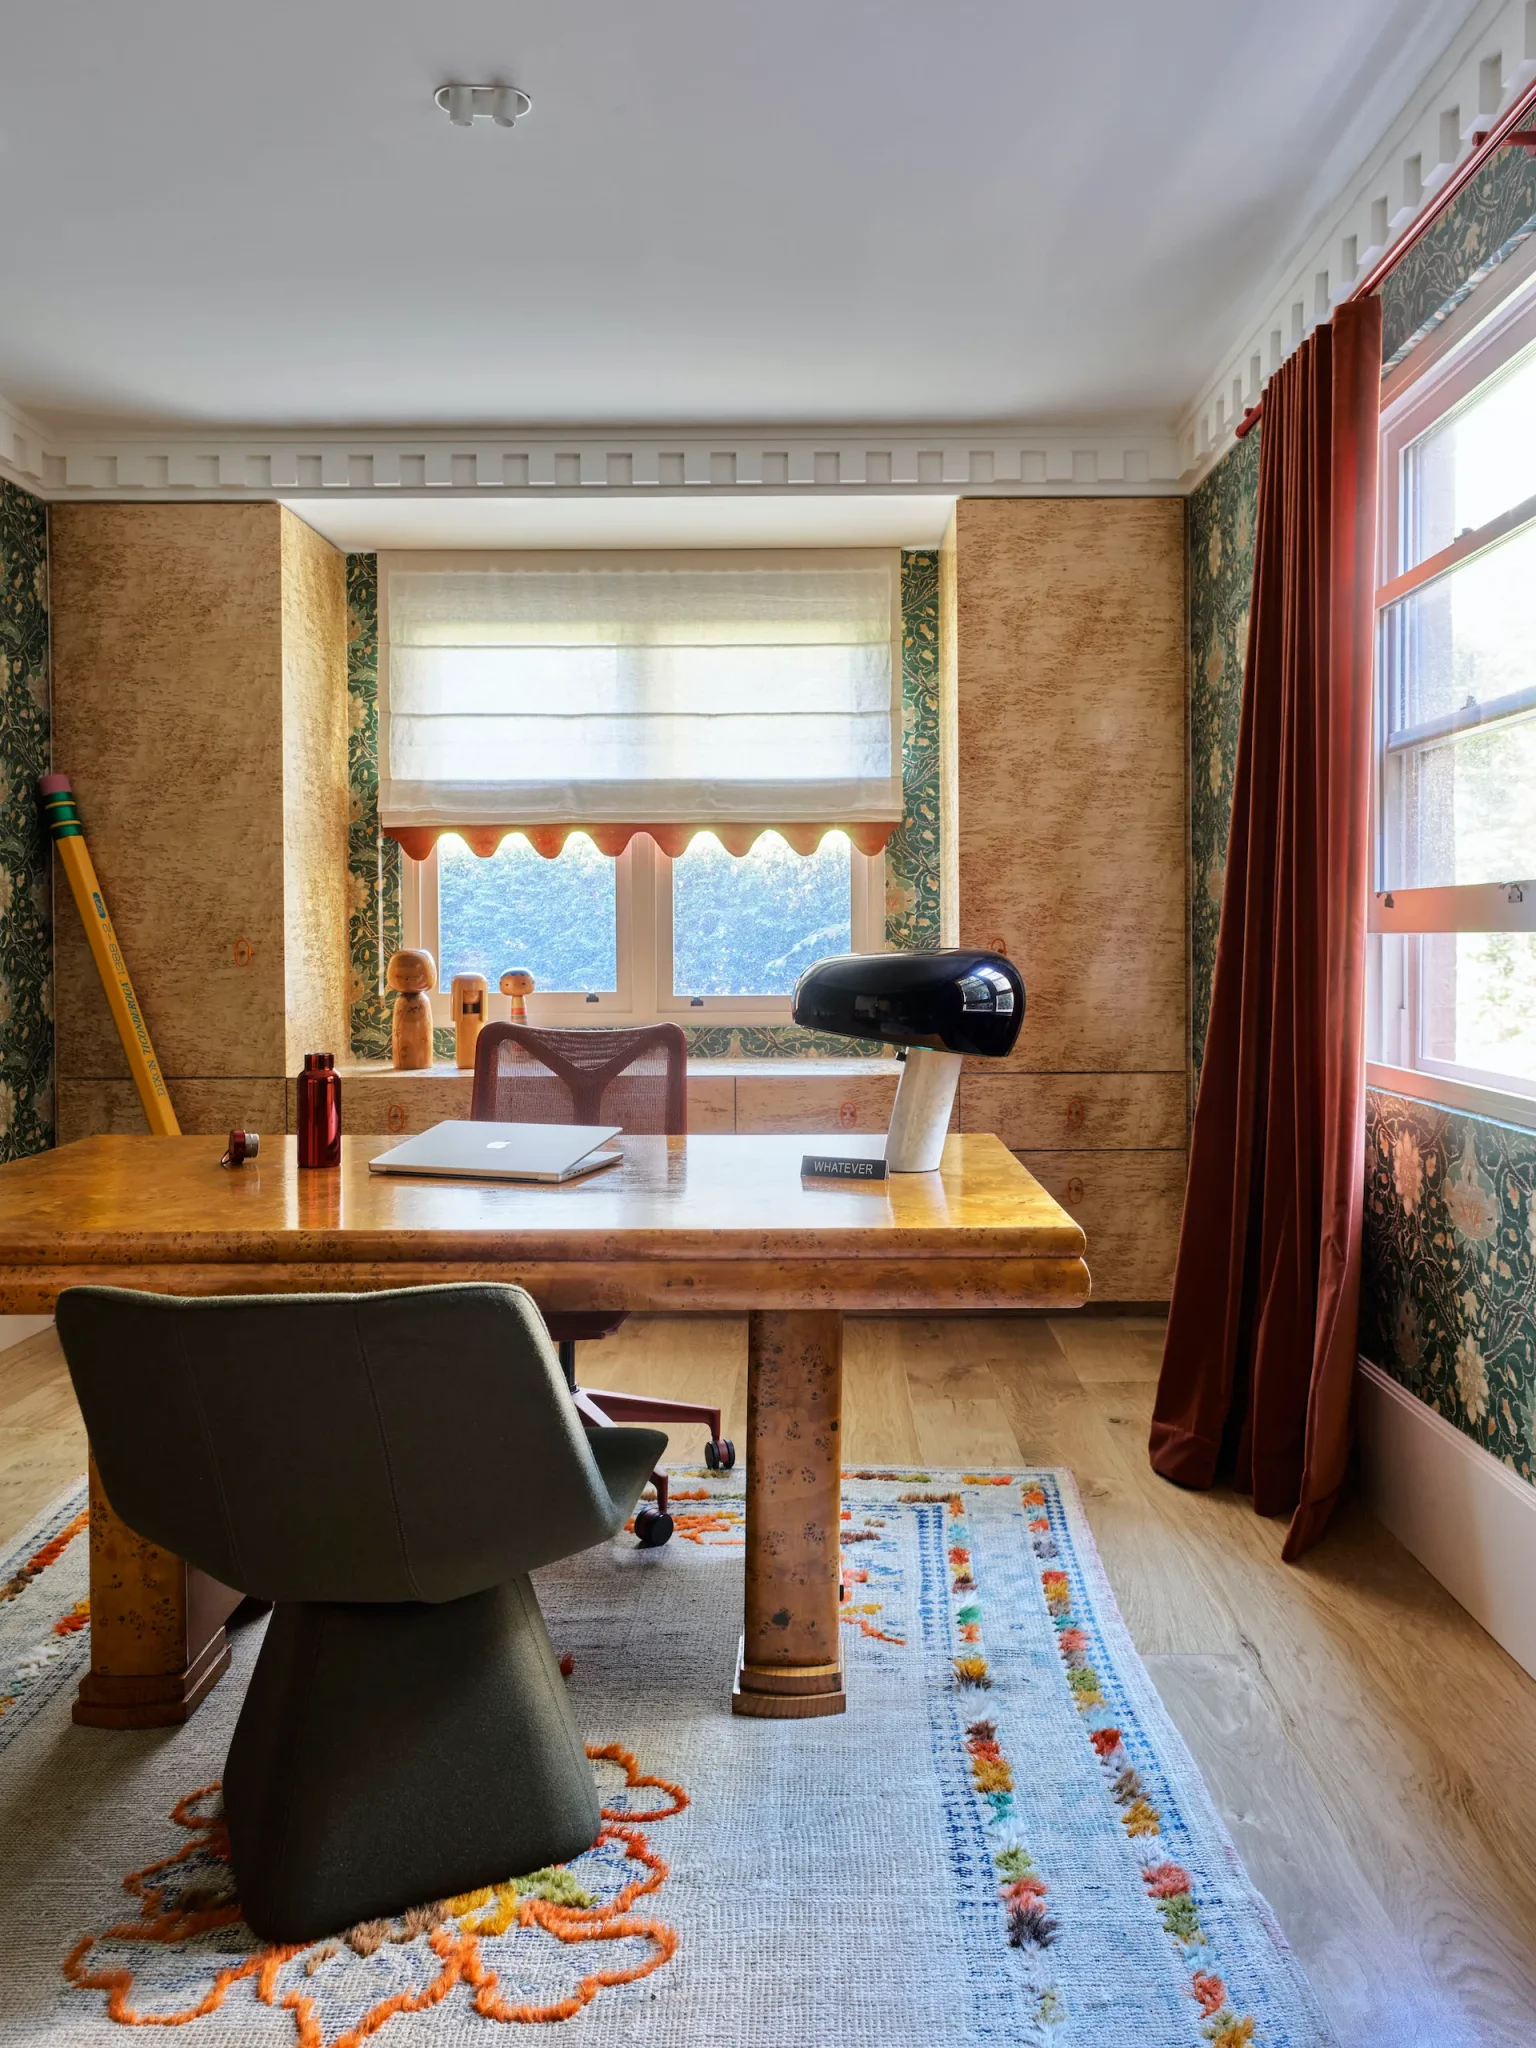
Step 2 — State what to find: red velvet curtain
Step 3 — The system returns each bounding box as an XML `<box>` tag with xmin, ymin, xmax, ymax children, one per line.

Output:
<box><xmin>1150</xmin><ymin>295</ymin><xmax>1383</xmax><ymax>1559</ymax></box>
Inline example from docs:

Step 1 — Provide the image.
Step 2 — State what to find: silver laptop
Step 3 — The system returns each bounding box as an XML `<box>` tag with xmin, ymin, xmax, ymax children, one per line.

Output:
<box><xmin>367</xmin><ymin>1119</ymin><xmax>624</xmax><ymax>1184</ymax></box>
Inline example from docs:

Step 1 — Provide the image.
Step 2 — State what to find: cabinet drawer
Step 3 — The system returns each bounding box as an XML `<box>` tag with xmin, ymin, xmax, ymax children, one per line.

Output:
<box><xmin>962</xmin><ymin>1073</ymin><xmax>1185</xmax><ymax>1150</ymax></box>
<box><xmin>735</xmin><ymin>1068</ymin><xmax>901</xmax><ymax>1134</ymax></box>
<box><xmin>1016</xmin><ymin>1149</ymin><xmax>1187</xmax><ymax>1303</ymax></box>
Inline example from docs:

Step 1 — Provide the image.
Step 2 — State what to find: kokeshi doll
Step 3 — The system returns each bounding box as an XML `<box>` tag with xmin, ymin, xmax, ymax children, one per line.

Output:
<box><xmin>387</xmin><ymin>949</ymin><xmax>436</xmax><ymax>1070</ymax></box>
<box><xmin>500</xmin><ymin>969</ymin><xmax>535</xmax><ymax>1022</ymax></box>
<box><xmin>451</xmin><ymin>972</ymin><xmax>489</xmax><ymax>1069</ymax></box>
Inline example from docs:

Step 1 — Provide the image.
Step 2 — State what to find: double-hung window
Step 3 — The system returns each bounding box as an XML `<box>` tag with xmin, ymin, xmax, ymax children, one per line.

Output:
<box><xmin>1370</xmin><ymin>271</ymin><xmax>1536</xmax><ymax>1115</ymax></box>
<box><xmin>378</xmin><ymin>551</ymin><xmax>900</xmax><ymax>1027</ymax></box>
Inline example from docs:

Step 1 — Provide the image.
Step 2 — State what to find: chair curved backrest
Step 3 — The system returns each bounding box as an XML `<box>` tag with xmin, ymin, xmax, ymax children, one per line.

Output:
<box><xmin>57</xmin><ymin>1282</ymin><xmax>629</xmax><ymax>1604</ymax></box>
<box><xmin>471</xmin><ymin>1023</ymin><xmax>687</xmax><ymax>1134</ymax></box>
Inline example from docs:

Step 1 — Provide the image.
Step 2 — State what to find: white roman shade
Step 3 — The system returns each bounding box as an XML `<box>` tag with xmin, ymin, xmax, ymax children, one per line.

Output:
<box><xmin>377</xmin><ymin>550</ymin><xmax>903</xmax><ymax>859</ymax></box>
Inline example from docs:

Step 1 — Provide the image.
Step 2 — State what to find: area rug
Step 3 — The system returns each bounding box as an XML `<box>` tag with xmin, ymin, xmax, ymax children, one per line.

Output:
<box><xmin>0</xmin><ymin>1470</ymin><xmax>1336</xmax><ymax>2047</ymax></box>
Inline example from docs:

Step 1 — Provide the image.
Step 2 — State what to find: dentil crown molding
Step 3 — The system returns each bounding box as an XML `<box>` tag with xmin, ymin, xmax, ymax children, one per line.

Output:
<box><xmin>1181</xmin><ymin>0</ymin><xmax>1536</xmax><ymax>485</ymax></box>
<box><xmin>0</xmin><ymin>411</ymin><xmax>1186</xmax><ymax>504</ymax></box>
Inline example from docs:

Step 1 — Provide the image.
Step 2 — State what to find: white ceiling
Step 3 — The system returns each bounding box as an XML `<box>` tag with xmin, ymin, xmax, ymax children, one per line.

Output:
<box><xmin>0</xmin><ymin>0</ymin><xmax>1480</xmax><ymax>436</ymax></box>
<box><xmin>288</xmin><ymin>493</ymin><xmax>953</xmax><ymax>551</ymax></box>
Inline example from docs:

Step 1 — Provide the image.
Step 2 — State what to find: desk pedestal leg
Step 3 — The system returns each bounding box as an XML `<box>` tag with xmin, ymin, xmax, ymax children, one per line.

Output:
<box><xmin>733</xmin><ymin>1309</ymin><xmax>845</xmax><ymax>1719</ymax></box>
<box><xmin>73</xmin><ymin>1456</ymin><xmax>240</xmax><ymax>1729</ymax></box>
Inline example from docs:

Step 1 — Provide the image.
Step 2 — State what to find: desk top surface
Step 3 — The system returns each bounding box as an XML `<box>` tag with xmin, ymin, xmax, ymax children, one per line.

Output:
<box><xmin>0</xmin><ymin>1133</ymin><xmax>1085</xmax><ymax>1264</ymax></box>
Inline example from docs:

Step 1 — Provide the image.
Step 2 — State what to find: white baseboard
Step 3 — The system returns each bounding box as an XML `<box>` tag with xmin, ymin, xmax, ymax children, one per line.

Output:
<box><xmin>0</xmin><ymin>1314</ymin><xmax>53</xmax><ymax>1354</ymax></box>
<box><xmin>1357</xmin><ymin>1357</ymin><xmax>1536</xmax><ymax>1680</ymax></box>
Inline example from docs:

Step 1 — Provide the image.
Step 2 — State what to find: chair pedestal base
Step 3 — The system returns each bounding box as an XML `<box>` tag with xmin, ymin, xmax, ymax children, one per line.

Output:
<box><xmin>225</xmin><ymin>1577</ymin><xmax>601</xmax><ymax>1944</ymax></box>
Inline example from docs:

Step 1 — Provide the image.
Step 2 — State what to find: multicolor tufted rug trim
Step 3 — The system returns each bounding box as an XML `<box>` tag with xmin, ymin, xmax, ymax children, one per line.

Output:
<box><xmin>0</xmin><ymin>1471</ymin><xmax>1336</xmax><ymax>2046</ymax></box>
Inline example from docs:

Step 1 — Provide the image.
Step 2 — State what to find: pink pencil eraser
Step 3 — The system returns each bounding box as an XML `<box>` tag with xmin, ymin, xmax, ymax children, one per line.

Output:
<box><xmin>37</xmin><ymin>772</ymin><xmax>73</xmax><ymax>796</ymax></box>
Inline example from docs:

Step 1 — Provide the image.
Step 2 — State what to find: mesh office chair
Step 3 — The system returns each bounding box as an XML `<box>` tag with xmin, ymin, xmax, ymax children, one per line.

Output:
<box><xmin>471</xmin><ymin>1022</ymin><xmax>734</xmax><ymax>1546</ymax></box>
<box><xmin>57</xmin><ymin>1281</ymin><xmax>666</xmax><ymax>1943</ymax></box>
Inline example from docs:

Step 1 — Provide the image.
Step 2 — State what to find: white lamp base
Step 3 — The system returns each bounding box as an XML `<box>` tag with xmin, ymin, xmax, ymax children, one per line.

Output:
<box><xmin>885</xmin><ymin>1047</ymin><xmax>962</xmax><ymax>1173</ymax></box>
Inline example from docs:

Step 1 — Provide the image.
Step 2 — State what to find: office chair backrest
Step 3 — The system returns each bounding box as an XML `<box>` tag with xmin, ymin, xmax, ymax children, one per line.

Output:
<box><xmin>471</xmin><ymin>1023</ymin><xmax>687</xmax><ymax>1134</ymax></box>
<box><xmin>57</xmin><ymin>1283</ymin><xmax>624</xmax><ymax>1604</ymax></box>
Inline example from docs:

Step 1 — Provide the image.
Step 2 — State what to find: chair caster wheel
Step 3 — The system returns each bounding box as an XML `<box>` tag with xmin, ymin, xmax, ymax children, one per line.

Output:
<box><xmin>634</xmin><ymin>1508</ymin><xmax>674</xmax><ymax>1548</ymax></box>
<box><xmin>705</xmin><ymin>1437</ymin><xmax>736</xmax><ymax>1471</ymax></box>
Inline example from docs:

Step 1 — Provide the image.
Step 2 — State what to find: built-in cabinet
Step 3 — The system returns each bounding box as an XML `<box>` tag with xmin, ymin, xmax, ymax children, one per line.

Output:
<box><xmin>942</xmin><ymin>498</ymin><xmax>1187</xmax><ymax>1300</ymax></box>
<box><xmin>49</xmin><ymin>503</ymin><xmax>349</xmax><ymax>1141</ymax></box>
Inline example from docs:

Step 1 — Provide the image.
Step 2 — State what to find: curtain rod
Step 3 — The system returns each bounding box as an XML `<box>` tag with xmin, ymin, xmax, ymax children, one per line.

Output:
<box><xmin>1233</xmin><ymin>76</ymin><xmax>1536</xmax><ymax>440</ymax></box>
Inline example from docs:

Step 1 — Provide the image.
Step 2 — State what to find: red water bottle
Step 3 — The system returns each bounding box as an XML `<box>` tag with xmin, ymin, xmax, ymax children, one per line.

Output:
<box><xmin>296</xmin><ymin>1053</ymin><xmax>342</xmax><ymax>1168</ymax></box>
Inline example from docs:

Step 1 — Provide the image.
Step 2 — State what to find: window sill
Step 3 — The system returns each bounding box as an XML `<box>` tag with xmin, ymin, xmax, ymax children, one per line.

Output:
<box><xmin>1367</xmin><ymin>1062</ymin><xmax>1536</xmax><ymax>1134</ymax></box>
<box><xmin>331</xmin><ymin>1056</ymin><xmax>898</xmax><ymax>1081</ymax></box>
<box><xmin>304</xmin><ymin>1056</ymin><xmax>902</xmax><ymax>1139</ymax></box>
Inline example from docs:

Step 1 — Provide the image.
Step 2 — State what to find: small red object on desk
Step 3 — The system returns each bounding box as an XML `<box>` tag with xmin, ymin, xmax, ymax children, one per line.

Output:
<box><xmin>296</xmin><ymin>1053</ymin><xmax>342</xmax><ymax>1168</ymax></box>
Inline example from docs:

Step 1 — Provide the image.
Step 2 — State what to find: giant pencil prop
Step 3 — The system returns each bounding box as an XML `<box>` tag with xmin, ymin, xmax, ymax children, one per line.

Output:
<box><xmin>38</xmin><ymin>772</ymin><xmax>181</xmax><ymax>1136</ymax></box>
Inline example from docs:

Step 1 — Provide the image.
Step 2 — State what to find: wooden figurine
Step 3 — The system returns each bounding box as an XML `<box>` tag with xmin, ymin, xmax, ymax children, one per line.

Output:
<box><xmin>387</xmin><ymin>948</ymin><xmax>436</xmax><ymax>1070</ymax></box>
<box><xmin>450</xmin><ymin>972</ymin><xmax>489</xmax><ymax>1069</ymax></box>
<box><xmin>500</xmin><ymin>969</ymin><xmax>535</xmax><ymax>1021</ymax></box>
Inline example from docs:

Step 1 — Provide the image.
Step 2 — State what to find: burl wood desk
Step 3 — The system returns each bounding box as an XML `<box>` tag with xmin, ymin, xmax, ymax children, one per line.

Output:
<box><xmin>0</xmin><ymin>1131</ymin><xmax>1089</xmax><ymax>1725</ymax></box>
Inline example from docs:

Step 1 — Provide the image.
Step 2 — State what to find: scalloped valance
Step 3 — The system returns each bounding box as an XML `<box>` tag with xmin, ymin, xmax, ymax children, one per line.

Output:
<box><xmin>377</xmin><ymin>550</ymin><xmax>904</xmax><ymax>864</ymax></box>
<box><xmin>385</xmin><ymin>819</ymin><xmax>899</xmax><ymax>861</ymax></box>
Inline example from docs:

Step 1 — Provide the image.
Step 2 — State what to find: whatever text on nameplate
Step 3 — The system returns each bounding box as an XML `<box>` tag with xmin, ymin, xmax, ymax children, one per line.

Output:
<box><xmin>801</xmin><ymin>1155</ymin><xmax>888</xmax><ymax>1181</ymax></box>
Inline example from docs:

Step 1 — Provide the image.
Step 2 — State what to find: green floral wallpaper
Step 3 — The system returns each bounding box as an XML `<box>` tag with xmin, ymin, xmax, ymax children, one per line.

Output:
<box><xmin>0</xmin><ymin>480</ymin><xmax>53</xmax><ymax>1162</ymax></box>
<box><xmin>1379</xmin><ymin>144</ymin><xmax>1536</xmax><ymax>367</ymax></box>
<box><xmin>886</xmin><ymin>549</ymin><xmax>943</xmax><ymax>954</ymax></box>
<box><xmin>1186</xmin><ymin>428</ymin><xmax>1259</xmax><ymax>1089</ymax></box>
<box><xmin>345</xmin><ymin>552</ymin><xmax>402</xmax><ymax>1062</ymax></box>
<box><xmin>1364</xmin><ymin>1093</ymin><xmax>1536</xmax><ymax>1481</ymax></box>
<box><xmin>345</xmin><ymin>547</ymin><xmax>942</xmax><ymax>1062</ymax></box>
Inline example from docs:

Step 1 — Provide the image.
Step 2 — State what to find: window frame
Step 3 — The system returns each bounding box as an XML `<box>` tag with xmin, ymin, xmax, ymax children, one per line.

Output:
<box><xmin>402</xmin><ymin>833</ymin><xmax>885</xmax><ymax>1030</ymax></box>
<box><xmin>1368</xmin><ymin>267</ymin><xmax>1536</xmax><ymax>1122</ymax></box>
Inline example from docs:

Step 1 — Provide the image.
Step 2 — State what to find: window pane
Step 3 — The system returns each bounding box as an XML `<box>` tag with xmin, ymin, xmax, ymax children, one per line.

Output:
<box><xmin>672</xmin><ymin>832</ymin><xmax>851</xmax><ymax>996</ymax></box>
<box><xmin>437</xmin><ymin>833</ymin><xmax>616</xmax><ymax>992</ymax></box>
<box><xmin>1421</xmin><ymin>932</ymin><xmax>1536</xmax><ymax>1088</ymax></box>
<box><xmin>1384</xmin><ymin>522</ymin><xmax>1536</xmax><ymax>738</ymax></box>
<box><xmin>1383</xmin><ymin>718</ymin><xmax>1536</xmax><ymax>889</ymax></box>
<box><xmin>1404</xmin><ymin>337</ymin><xmax>1536</xmax><ymax>565</ymax></box>
<box><xmin>1380</xmin><ymin>523</ymin><xmax>1536</xmax><ymax>889</ymax></box>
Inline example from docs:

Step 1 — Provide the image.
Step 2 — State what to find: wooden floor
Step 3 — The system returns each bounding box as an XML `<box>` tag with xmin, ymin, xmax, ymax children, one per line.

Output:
<box><xmin>5</xmin><ymin>1311</ymin><xmax>1535</xmax><ymax>2045</ymax></box>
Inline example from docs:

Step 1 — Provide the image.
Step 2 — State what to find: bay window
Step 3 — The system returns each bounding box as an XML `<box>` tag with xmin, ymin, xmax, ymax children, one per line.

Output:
<box><xmin>1370</xmin><ymin>272</ymin><xmax>1536</xmax><ymax>1114</ymax></box>
<box><xmin>379</xmin><ymin>551</ymin><xmax>898</xmax><ymax>1026</ymax></box>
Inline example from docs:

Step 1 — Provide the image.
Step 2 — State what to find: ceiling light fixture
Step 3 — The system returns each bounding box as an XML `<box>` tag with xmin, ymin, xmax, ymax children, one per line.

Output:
<box><xmin>435</xmin><ymin>83</ymin><xmax>531</xmax><ymax>129</ymax></box>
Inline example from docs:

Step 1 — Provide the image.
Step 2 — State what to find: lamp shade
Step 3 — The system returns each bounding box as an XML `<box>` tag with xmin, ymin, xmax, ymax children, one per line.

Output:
<box><xmin>791</xmin><ymin>949</ymin><xmax>1024</xmax><ymax>1058</ymax></box>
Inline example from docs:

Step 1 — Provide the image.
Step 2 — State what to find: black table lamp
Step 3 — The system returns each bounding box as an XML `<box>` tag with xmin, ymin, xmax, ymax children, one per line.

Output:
<box><xmin>791</xmin><ymin>949</ymin><xmax>1025</xmax><ymax>1171</ymax></box>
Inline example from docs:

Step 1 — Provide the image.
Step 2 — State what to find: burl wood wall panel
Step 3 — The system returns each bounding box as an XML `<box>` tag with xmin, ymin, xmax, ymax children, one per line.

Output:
<box><xmin>948</xmin><ymin>498</ymin><xmax>1187</xmax><ymax>1301</ymax></box>
<box><xmin>50</xmin><ymin>504</ymin><xmax>348</xmax><ymax>1137</ymax></box>
<box><xmin>279</xmin><ymin>512</ymin><xmax>349</xmax><ymax>1068</ymax></box>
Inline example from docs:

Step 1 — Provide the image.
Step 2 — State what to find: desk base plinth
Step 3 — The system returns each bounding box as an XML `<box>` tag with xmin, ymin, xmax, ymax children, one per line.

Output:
<box><xmin>75</xmin><ymin>1455</ymin><xmax>241</xmax><ymax>1730</ymax></box>
<box><xmin>73</xmin><ymin>1629</ymin><xmax>232</xmax><ymax>1728</ymax></box>
<box><xmin>731</xmin><ymin>1636</ymin><xmax>846</xmax><ymax>1719</ymax></box>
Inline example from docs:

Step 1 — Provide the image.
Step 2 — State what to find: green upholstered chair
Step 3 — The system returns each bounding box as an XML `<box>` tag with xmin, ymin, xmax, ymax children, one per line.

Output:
<box><xmin>56</xmin><ymin>1281</ymin><xmax>666</xmax><ymax>1945</ymax></box>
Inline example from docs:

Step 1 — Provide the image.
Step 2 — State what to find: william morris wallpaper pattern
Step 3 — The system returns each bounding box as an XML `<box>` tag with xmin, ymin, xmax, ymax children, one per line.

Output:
<box><xmin>1186</xmin><ymin>427</ymin><xmax>1259</xmax><ymax>1092</ymax></box>
<box><xmin>1187</xmin><ymin>142</ymin><xmax>1536</xmax><ymax>1481</ymax></box>
<box><xmin>345</xmin><ymin>547</ymin><xmax>943</xmax><ymax>1062</ymax></box>
<box><xmin>1364</xmin><ymin>1092</ymin><xmax>1536</xmax><ymax>1484</ymax></box>
<box><xmin>0</xmin><ymin>480</ymin><xmax>53</xmax><ymax>1163</ymax></box>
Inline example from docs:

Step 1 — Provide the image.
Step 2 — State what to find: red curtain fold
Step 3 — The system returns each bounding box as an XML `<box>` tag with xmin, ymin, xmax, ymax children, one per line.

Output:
<box><xmin>1150</xmin><ymin>295</ymin><xmax>1382</xmax><ymax>1560</ymax></box>
<box><xmin>384</xmin><ymin>821</ymin><xmax>900</xmax><ymax>862</ymax></box>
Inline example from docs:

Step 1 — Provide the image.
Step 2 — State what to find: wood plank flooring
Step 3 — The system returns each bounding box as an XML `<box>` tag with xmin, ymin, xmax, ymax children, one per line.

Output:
<box><xmin>4</xmin><ymin>1311</ymin><xmax>1534</xmax><ymax>2044</ymax></box>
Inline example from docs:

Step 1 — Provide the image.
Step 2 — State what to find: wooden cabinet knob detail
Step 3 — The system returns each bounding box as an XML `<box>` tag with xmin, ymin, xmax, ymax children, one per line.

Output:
<box><xmin>989</xmin><ymin>937</ymin><xmax>1008</xmax><ymax>957</ymax></box>
<box><xmin>387</xmin><ymin>1102</ymin><xmax>407</xmax><ymax>1134</ymax></box>
<box><xmin>1065</xmin><ymin>1096</ymin><xmax>1085</xmax><ymax>1131</ymax></box>
<box><xmin>839</xmin><ymin>1101</ymin><xmax>858</xmax><ymax>1129</ymax></box>
<box><xmin>1065</xmin><ymin>1177</ymin><xmax>1085</xmax><ymax>1205</ymax></box>
<box><xmin>232</xmin><ymin>937</ymin><xmax>256</xmax><ymax>967</ymax></box>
